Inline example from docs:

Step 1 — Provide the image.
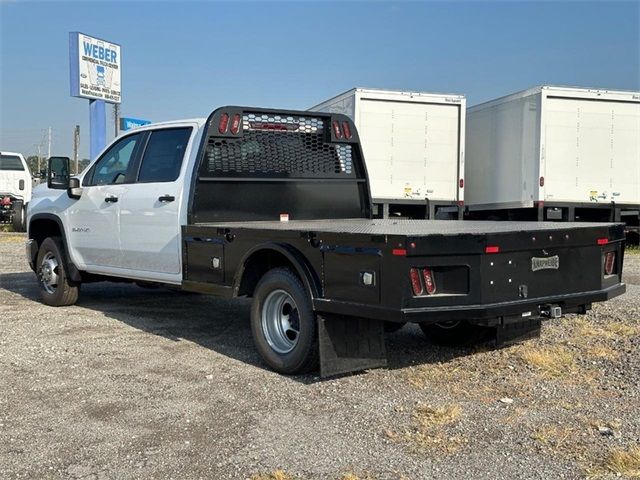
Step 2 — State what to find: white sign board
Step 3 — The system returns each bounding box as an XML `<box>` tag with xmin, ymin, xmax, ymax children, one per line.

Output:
<box><xmin>69</xmin><ymin>32</ymin><xmax>121</xmax><ymax>103</ymax></box>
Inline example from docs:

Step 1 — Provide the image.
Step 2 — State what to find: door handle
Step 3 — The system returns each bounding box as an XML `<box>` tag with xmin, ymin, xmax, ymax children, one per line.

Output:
<box><xmin>104</xmin><ymin>195</ymin><xmax>118</xmax><ymax>203</ymax></box>
<box><xmin>158</xmin><ymin>195</ymin><xmax>175</xmax><ymax>203</ymax></box>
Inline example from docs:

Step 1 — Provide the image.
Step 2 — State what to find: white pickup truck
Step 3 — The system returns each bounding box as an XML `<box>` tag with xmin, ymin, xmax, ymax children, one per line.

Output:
<box><xmin>1</xmin><ymin>151</ymin><xmax>32</xmax><ymax>231</ymax></box>
<box><xmin>26</xmin><ymin>107</ymin><xmax>626</xmax><ymax>376</ymax></box>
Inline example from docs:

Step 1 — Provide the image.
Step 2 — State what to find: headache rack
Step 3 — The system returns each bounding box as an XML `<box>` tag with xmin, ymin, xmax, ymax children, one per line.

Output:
<box><xmin>189</xmin><ymin>106</ymin><xmax>372</xmax><ymax>223</ymax></box>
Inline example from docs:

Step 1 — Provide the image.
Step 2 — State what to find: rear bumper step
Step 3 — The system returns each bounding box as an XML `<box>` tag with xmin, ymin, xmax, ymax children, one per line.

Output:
<box><xmin>313</xmin><ymin>283</ymin><xmax>626</xmax><ymax>323</ymax></box>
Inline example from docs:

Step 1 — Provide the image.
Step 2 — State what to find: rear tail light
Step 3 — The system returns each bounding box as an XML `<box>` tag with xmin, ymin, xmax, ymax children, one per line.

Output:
<box><xmin>332</xmin><ymin>120</ymin><xmax>343</xmax><ymax>139</ymax></box>
<box><xmin>459</xmin><ymin>178</ymin><xmax>464</xmax><ymax>188</ymax></box>
<box><xmin>342</xmin><ymin>121</ymin><xmax>352</xmax><ymax>139</ymax></box>
<box><xmin>604</xmin><ymin>251</ymin><xmax>616</xmax><ymax>275</ymax></box>
<box><xmin>218</xmin><ymin>113</ymin><xmax>229</xmax><ymax>134</ymax></box>
<box><xmin>422</xmin><ymin>268</ymin><xmax>437</xmax><ymax>295</ymax></box>
<box><xmin>485</xmin><ymin>245</ymin><xmax>500</xmax><ymax>254</ymax></box>
<box><xmin>1</xmin><ymin>196</ymin><xmax>11</xmax><ymax>206</ymax></box>
<box><xmin>410</xmin><ymin>268</ymin><xmax>423</xmax><ymax>296</ymax></box>
<box><xmin>410</xmin><ymin>267</ymin><xmax>438</xmax><ymax>296</ymax></box>
<box><xmin>230</xmin><ymin>114</ymin><xmax>241</xmax><ymax>134</ymax></box>
<box><xmin>597</xmin><ymin>238</ymin><xmax>609</xmax><ymax>246</ymax></box>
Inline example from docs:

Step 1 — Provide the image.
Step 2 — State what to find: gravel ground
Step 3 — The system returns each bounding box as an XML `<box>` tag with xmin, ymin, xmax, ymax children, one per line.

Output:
<box><xmin>1</xmin><ymin>233</ymin><xmax>638</xmax><ymax>480</ymax></box>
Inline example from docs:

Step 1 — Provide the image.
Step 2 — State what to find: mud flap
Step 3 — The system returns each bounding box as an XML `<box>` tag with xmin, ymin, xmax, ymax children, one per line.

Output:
<box><xmin>317</xmin><ymin>314</ymin><xmax>387</xmax><ymax>378</ymax></box>
<box><xmin>494</xmin><ymin>317</ymin><xmax>542</xmax><ymax>347</ymax></box>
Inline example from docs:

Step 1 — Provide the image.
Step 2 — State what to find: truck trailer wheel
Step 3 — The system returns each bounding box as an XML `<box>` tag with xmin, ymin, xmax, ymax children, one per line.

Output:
<box><xmin>250</xmin><ymin>268</ymin><xmax>319</xmax><ymax>374</ymax></box>
<box><xmin>36</xmin><ymin>237</ymin><xmax>80</xmax><ymax>306</ymax></box>
<box><xmin>419</xmin><ymin>320</ymin><xmax>489</xmax><ymax>347</ymax></box>
<box><xmin>11</xmin><ymin>200</ymin><xmax>25</xmax><ymax>232</ymax></box>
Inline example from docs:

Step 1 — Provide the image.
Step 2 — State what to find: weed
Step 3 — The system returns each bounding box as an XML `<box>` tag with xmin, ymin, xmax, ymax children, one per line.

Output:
<box><xmin>519</xmin><ymin>345</ymin><xmax>577</xmax><ymax>377</ymax></box>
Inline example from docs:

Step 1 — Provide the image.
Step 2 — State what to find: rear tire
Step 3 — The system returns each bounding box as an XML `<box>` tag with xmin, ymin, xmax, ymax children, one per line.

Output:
<box><xmin>251</xmin><ymin>268</ymin><xmax>318</xmax><ymax>374</ymax></box>
<box><xmin>419</xmin><ymin>320</ymin><xmax>490</xmax><ymax>347</ymax></box>
<box><xmin>11</xmin><ymin>201</ymin><xmax>25</xmax><ymax>232</ymax></box>
<box><xmin>36</xmin><ymin>237</ymin><xmax>80</xmax><ymax>306</ymax></box>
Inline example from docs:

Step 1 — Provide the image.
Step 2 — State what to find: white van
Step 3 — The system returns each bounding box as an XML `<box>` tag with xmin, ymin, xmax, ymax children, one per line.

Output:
<box><xmin>0</xmin><ymin>151</ymin><xmax>32</xmax><ymax>231</ymax></box>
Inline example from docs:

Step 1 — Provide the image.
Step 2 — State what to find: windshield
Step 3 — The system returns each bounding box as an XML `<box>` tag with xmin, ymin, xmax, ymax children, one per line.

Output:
<box><xmin>0</xmin><ymin>155</ymin><xmax>25</xmax><ymax>171</ymax></box>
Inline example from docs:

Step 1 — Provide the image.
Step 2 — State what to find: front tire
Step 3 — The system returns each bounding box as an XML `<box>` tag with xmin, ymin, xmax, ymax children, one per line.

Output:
<box><xmin>419</xmin><ymin>320</ymin><xmax>490</xmax><ymax>347</ymax></box>
<box><xmin>36</xmin><ymin>237</ymin><xmax>80</xmax><ymax>306</ymax></box>
<box><xmin>251</xmin><ymin>268</ymin><xmax>318</xmax><ymax>374</ymax></box>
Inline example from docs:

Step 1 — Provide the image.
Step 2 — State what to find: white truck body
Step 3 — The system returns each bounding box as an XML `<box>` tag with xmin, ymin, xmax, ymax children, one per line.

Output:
<box><xmin>465</xmin><ymin>86</ymin><xmax>640</xmax><ymax>209</ymax></box>
<box><xmin>28</xmin><ymin>119</ymin><xmax>206</xmax><ymax>284</ymax></box>
<box><xmin>0</xmin><ymin>151</ymin><xmax>32</xmax><ymax>203</ymax></box>
<box><xmin>309</xmin><ymin>88</ymin><xmax>466</xmax><ymax>205</ymax></box>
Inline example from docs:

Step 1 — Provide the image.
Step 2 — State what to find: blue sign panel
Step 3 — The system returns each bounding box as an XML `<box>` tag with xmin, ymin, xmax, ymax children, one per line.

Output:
<box><xmin>120</xmin><ymin>117</ymin><xmax>152</xmax><ymax>131</ymax></box>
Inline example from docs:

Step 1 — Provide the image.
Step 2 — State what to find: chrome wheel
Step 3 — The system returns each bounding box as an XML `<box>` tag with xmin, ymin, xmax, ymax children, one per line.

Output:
<box><xmin>261</xmin><ymin>289</ymin><xmax>300</xmax><ymax>354</ymax></box>
<box><xmin>39</xmin><ymin>252</ymin><xmax>59</xmax><ymax>294</ymax></box>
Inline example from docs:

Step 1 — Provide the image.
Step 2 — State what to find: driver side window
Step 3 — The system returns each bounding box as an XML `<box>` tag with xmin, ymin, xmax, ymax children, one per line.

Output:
<box><xmin>84</xmin><ymin>133</ymin><xmax>142</xmax><ymax>186</ymax></box>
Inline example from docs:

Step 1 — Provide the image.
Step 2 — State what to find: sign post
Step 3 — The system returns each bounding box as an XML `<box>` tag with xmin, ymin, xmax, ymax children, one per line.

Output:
<box><xmin>69</xmin><ymin>32</ymin><xmax>121</xmax><ymax>159</ymax></box>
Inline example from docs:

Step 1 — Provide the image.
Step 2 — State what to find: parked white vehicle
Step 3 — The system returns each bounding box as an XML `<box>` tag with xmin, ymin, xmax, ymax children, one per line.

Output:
<box><xmin>0</xmin><ymin>151</ymin><xmax>32</xmax><ymax>231</ymax></box>
<box><xmin>310</xmin><ymin>88</ymin><xmax>466</xmax><ymax>219</ymax></box>
<box><xmin>464</xmin><ymin>86</ymin><xmax>640</xmax><ymax>236</ymax></box>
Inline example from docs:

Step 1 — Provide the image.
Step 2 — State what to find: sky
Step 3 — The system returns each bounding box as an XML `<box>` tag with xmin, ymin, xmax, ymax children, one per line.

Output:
<box><xmin>1</xmin><ymin>0</ymin><xmax>639</xmax><ymax>160</ymax></box>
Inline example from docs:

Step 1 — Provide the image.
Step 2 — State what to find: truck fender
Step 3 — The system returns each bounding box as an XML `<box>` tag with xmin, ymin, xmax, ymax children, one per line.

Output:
<box><xmin>233</xmin><ymin>242</ymin><xmax>322</xmax><ymax>300</ymax></box>
<box><xmin>28</xmin><ymin>213</ymin><xmax>82</xmax><ymax>282</ymax></box>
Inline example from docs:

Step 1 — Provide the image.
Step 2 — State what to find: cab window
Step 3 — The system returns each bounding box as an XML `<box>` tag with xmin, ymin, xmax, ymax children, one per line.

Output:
<box><xmin>137</xmin><ymin>128</ymin><xmax>191</xmax><ymax>183</ymax></box>
<box><xmin>83</xmin><ymin>133</ymin><xmax>143</xmax><ymax>186</ymax></box>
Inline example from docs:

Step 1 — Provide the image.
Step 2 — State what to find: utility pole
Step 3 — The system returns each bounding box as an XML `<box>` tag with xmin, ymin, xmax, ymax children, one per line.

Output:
<box><xmin>73</xmin><ymin>125</ymin><xmax>80</xmax><ymax>174</ymax></box>
<box><xmin>47</xmin><ymin>126</ymin><xmax>52</xmax><ymax>160</ymax></box>
<box><xmin>114</xmin><ymin>103</ymin><xmax>120</xmax><ymax>137</ymax></box>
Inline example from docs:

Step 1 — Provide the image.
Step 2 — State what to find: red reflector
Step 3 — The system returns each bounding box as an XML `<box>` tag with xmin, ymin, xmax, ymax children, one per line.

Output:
<box><xmin>422</xmin><ymin>268</ymin><xmax>437</xmax><ymax>295</ymax></box>
<box><xmin>332</xmin><ymin>120</ymin><xmax>343</xmax><ymax>139</ymax></box>
<box><xmin>342</xmin><ymin>121</ymin><xmax>352</xmax><ymax>139</ymax></box>
<box><xmin>392</xmin><ymin>248</ymin><xmax>407</xmax><ymax>256</ymax></box>
<box><xmin>604</xmin><ymin>251</ymin><xmax>616</xmax><ymax>275</ymax></box>
<box><xmin>218</xmin><ymin>113</ymin><xmax>229</xmax><ymax>134</ymax></box>
<box><xmin>485</xmin><ymin>246</ymin><xmax>500</xmax><ymax>254</ymax></box>
<box><xmin>230</xmin><ymin>114</ymin><xmax>241</xmax><ymax>134</ymax></box>
<box><xmin>459</xmin><ymin>178</ymin><xmax>464</xmax><ymax>188</ymax></box>
<box><xmin>597</xmin><ymin>238</ymin><xmax>609</xmax><ymax>246</ymax></box>
<box><xmin>539</xmin><ymin>176</ymin><xmax>545</xmax><ymax>187</ymax></box>
<box><xmin>410</xmin><ymin>268</ymin><xmax>423</xmax><ymax>296</ymax></box>
<box><xmin>458</xmin><ymin>200</ymin><xmax>464</xmax><ymax>207</ymax></box>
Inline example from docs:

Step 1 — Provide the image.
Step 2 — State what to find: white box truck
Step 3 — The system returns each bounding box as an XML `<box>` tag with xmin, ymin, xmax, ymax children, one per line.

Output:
<box><xmin>465</xmin><ymin>85</ymin><xmax>640</xmax><ymax>239</ymax></box>
<box><xmin>309</xmin><ymin>88</ymin><xmax>466</xmax><ymax>219</ymax></box>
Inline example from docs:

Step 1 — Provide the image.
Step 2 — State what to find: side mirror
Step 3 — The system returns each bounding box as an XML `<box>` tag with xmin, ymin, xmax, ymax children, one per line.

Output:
<box><xmin>68</xmin><ymin>177</ymin><xmax>82</xmax><ymax>199</ymax></box>
<box><xmin>47</xmin><ymin>156</ymin><xmax>71</xmax><ymax>190</ymax></box>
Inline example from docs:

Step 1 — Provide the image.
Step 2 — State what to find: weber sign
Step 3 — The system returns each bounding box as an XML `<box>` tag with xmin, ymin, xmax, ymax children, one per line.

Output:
<box><xmin>69</xmin><ymin>32</ymin><xmax>121</xmax><ymax>103</ymax></box>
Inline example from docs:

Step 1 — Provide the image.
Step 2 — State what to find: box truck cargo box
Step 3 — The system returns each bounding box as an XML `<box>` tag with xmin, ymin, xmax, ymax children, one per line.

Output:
<box><xmin>465</xmin><ymin>86</ymin><xmax>640</xmax><ymax>235</ymax></box>
<box><xmin>310</xmin><ymin>88</ymin><xmax>466</xmax><ymax>219</ymax></box>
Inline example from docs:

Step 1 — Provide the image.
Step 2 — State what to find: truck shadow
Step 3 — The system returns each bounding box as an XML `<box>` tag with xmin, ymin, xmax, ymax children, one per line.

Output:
<box><xmin>1</xmin><ymin>271</ymin><xmax>479</xmax><ymax>383</ymax></box>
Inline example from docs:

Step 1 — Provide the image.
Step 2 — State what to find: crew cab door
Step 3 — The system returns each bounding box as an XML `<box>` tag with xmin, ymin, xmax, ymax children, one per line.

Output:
<box><xmin>70</xmin><ymin>133</ymin><xmax>145</xmax><ymax>268</ymax></box>
<box><xmin>118</xmin><ymin>127</ymin><xmax>192</xmax><ymax>276</ymax></box>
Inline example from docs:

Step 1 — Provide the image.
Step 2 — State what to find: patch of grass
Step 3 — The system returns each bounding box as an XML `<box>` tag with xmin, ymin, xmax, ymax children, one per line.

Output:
<box><xmin>519</xmin><ymin>345</ymin><xmax>577</xmax><ymax>378</ymax></box>
<box><xmin>584</xmin><ymin>344</ymin><xmax>619</xmax><ymax>360</ymax></box>
<box><xmin>0</xmin><ymin>233</ymin><xmax>24</xmax><ymax>243</ymax></box>
<box><xmin>588</xmin><ymin>445</ymin><xmax>640</xmax><ymax>478</ymax></box>
<box><xmin>250</xmin><ymin>471</ymin><xmax>296</xmax><ymax>480</ymax></box>
<box><xmin>413</xmin><ymin>404</ymin><xmax>461</xmax><ymax>428</ymax></box>
<box><xmin>386</xmin><ymin>403</ymin><xmax>466</xmax><ymax>455</ymax></box>
<box><xmin>0</xmin><ymin>224</ymin><xmax>13</xmax><ymax>232</ymax></box>
<box><xmin>531</xmin><ymin>424</ymin><xmax>573</xmax><ymax>448</ymax></box>
<box><xmin>341</xmin><ymin>473</ymin><xmax>376</xmax><ymax>480</ymax></box>
<box><xmin>605</xmin><ymin>322</ymin><xmax>636</xmax><ymax>337</ymax></box>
